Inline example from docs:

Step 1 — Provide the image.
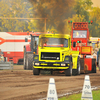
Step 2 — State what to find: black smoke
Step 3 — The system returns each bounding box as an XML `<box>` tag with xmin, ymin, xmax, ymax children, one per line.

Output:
<box><xmin>29</xmin><ymin>0</ymin><xmax>75</xmax><ymax>33</ymax></box>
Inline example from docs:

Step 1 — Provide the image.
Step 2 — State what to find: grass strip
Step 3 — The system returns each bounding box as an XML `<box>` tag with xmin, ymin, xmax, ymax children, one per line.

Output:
<box><xmin>58</xmin><ymin>89</ymin><xmax>100</xmax><ymax>100</ymax></box>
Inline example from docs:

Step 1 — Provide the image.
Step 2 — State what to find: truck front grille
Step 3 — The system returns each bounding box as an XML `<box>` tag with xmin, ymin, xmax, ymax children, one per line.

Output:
<box><xmin>41</xmin><ymin>52</ymin><xmax>60</xmax><ymax>60</ymax></box>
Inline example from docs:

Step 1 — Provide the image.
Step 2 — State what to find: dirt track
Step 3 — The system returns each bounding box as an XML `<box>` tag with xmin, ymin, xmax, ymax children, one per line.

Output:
<box><xmin>0</xmin><ymin>65</ymin><xmax>100</xmax><ymax>100</ymax></box>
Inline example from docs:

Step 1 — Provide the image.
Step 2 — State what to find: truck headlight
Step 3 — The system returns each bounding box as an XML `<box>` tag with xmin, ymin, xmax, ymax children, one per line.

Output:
<box><xmin>57</xmin><ymin>57</ymin><xmax>60</xmax><ymax>60</ymax></box>
<box><xmin>35</xmin><ymin>63</ymin><xmax>39</xmax><ymax>66</ymax></box>
<box><xmin>61</xmin><ymin>63</ymin><xmax>66</xmax><ymax>66</ymax></box>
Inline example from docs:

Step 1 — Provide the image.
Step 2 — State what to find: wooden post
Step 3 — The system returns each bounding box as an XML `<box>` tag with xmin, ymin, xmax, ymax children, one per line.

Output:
<box><xmin>45</xmin><ymin>18</ymin><xmax>46</xmax><ymax>32</ymax></box>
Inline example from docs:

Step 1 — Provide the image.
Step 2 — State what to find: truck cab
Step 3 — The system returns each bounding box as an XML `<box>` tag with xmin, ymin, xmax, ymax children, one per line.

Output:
<box><xmin>33</xmin><ymin>33</ymin><xmax>80</xmax><ymax>76</ymax></box>
<box><xmin>71</xmin><ymin>22</ymin><xmax>89</xmax><ymax>52</ymax></box>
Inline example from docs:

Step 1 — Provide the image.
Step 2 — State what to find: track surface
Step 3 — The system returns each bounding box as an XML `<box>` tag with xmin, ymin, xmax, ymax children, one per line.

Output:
<box><xmin>0</xmin><ymin>65</ymin><xmax>100</xmax><ymax>100</ymax></box>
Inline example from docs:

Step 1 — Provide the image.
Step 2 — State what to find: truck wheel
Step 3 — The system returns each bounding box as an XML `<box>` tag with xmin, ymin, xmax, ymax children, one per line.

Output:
<box><xmin>72</xmin><ymin>60</ymin><xmax>80</xmax><ymax>75</ymax></box>
<box><xmin>77</xmin><ymin>61</ymin><xmax>81</xmax><ymax>75</ymax></box>
<box><xmin>99</xmin><ymin>55</ymin><xmax>100</xmax><ymax>71</ymax></box>
<box><xmin>65</xmin><ymin>63</ymin><xmax>72</xmax><ymax>76</ymax></box>
<box><xmin>23</xmin><ymin>49</ymin><xmax>27</xmax><ymax>70</ymax></box>
<box><xmin>33</xmin><ymin>67</ymin><xmax>40</xmax><ymax>75</ymax></box>
<box><xmin>92</xmin><ymin>62</ymin><xmax>96</xmax><ymax>73</ymax></box>
<box><xmin>26</xmin><ymin>53</ymin><xmax>33</xmax><ymax>70</ymax></box>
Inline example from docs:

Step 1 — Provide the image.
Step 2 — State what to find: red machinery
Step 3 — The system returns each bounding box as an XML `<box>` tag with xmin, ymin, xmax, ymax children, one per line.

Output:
<box><xmin>71</xmin><ymin>22</ymin><xmax>96</xmax><ymax>73</ymax></box>
<box><xmin>0</xmin><ymin>32</ymin><xmax>31</xmax><ymax>64</ymax></box>
<box><xmin>0</xmin><ymin>32</ymin><xmax>43</xmax><ymax>65</ymax></box>
<box><xmin>23</xmin><ymin>32</ymin><xmax>45</xmax><ymax>70</ymax></box>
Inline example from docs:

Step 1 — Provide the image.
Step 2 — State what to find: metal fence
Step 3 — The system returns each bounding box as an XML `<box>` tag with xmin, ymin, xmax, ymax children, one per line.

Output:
<box><xmin>0</xmin><ymin>62</ymin><xmax>13</xmax><ymax>70</ymax></box>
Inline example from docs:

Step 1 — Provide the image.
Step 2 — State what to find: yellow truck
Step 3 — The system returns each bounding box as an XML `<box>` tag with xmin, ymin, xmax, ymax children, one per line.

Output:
<box><xmin>33</xmin><ymin>33</ymin><xmax>80</xmax><ymax>76</ymax></box>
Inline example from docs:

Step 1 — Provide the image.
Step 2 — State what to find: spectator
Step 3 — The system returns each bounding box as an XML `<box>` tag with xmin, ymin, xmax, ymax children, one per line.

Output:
<box><xmin>0</xmin><ymin>49</ymin><xmax>4</xmax><ymax>62</ymax></box>
<box><xmin>0</xmin><ymin>54</ymin><xmax>4</xmax><ymax>62</ymax></box>
<box><xmin>0</xmin><ymin>49</ymin><xmax>3</xmax><ymax>57</ymax></box>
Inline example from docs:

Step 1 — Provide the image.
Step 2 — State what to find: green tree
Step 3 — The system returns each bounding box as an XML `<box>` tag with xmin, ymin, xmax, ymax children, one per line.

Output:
<box><xmin>0</xmin><ymin>0</ymin><xmax>34</xmax><ymax>32</ymax></box>
<box><xmin>89</xmin><ymin>7</ymin><xmax>100</xmax><ymax>37</ymax></box>
<box><xmin>74</xmin><ymin>0</ymin><xmax>93</xmax><ymax>21</ymax></box>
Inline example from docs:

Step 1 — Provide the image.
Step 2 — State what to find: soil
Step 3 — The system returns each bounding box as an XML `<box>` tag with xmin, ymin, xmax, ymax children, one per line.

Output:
<box><xmin>0</xmin><ymin>65</ymin><xmax>100</xmax><ymax>100</ymax></box>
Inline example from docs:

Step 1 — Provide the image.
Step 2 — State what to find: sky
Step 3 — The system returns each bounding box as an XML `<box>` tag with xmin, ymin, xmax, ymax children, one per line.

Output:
<box><xmin>92</xmin><ymin>0</ymin><xmax>100</xmax><ymax>7</ymax></box>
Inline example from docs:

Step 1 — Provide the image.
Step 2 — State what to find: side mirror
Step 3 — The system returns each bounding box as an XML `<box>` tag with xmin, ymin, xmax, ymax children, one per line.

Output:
<box><xmin>73</xmin><ymin>42</ymin><xmax>76</xmax><ymax>47</ymax></box>
<box><xmin>25</xmin><ymin>38</ymin><xmax>28</xmax><ymax>42</ymax></box>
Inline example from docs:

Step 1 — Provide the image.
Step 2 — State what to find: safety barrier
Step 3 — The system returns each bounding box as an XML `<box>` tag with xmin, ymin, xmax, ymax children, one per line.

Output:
<box><xmin>0</xmin><ymin>62</ymin><xmax>13</xmax><ymax>71</ymax></box>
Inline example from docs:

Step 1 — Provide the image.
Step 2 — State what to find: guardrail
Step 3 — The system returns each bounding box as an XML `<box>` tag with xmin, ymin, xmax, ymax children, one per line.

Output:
<box><xmin>0</xmin><ymin>62</ymin><xmax>13</xmax><ymax>71</ymax></box>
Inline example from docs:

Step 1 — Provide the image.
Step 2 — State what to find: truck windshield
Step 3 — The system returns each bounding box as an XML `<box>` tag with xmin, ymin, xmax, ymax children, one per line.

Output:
<box><xmin>33</xmin><ymin>36</ymin><xmax>39</xmax><ymax>50</ymax></box>
<box><xmin>73</xmin><ymin>30</ymin><xmax>87</xmax><ymax>38</ymax></box>
<box><xmin>40</xmin><ymin>37</ymin><xmax>68</xmax><ymax>47</ymax></box>
<box><xmin>34</xmin><ymin>37</ymin><xmax>39</xmax><ymax>45</ymax></box>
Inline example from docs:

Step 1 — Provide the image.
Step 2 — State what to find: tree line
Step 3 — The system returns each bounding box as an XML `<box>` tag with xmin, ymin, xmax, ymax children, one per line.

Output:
<box><xmin>0</xmin><ymin>0</ymin><xmax>100</xmax><ymax>37</ymax></box>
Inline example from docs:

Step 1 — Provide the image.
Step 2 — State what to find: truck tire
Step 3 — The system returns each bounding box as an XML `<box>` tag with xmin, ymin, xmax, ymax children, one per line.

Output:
<box><xmin>23</xmin><ymin>48</ymin><xmax>27</xmax><ymax>70</ymax></box>
<box><xmin>92</xmin><ymin>66</ymin><xmax>96</xmax><ymax>73</ymax></box>
<box><xmin>92</xmin><ymin>60</ymin><xmax>96</xmax><ymax>73</ymax></box>
<box><xmin>99</xmin><ymin>55</ymin><xmax>100</xmax><ymax>71</ymax></box>
<box><xmin>77</xmin><ymin>61</ymin><xmax>81</xmax><ymax>75</ymax></box>
<box><xmin>72</xmin><ymin>59</ymin><xmax>80</xmax><ymax>75</ymax></box>
<box><xmin>65</xmin><ymin>62</ymin><xmax>72</xmax><ymax>76</ymax></box>
<box><xmin>26</xmin><ymin>52</ymin><xmax>33</xmax><ymax>70</ymax></box>
<box><xmin>33</xmin><ymin>67</ymin><xmax>40</xmax><ymax>75</ymax></box>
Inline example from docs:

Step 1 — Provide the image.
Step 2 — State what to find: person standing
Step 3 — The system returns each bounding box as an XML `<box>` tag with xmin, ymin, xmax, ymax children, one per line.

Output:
<box><xmin>0</xmin><ymin>49</ymin><xmax>3</xmax><ymax>56</ymax></box>
<box><xmin>0</xmin><ymin>49</ymin><xmax>4</xmax><ymax>61</ymax></box>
